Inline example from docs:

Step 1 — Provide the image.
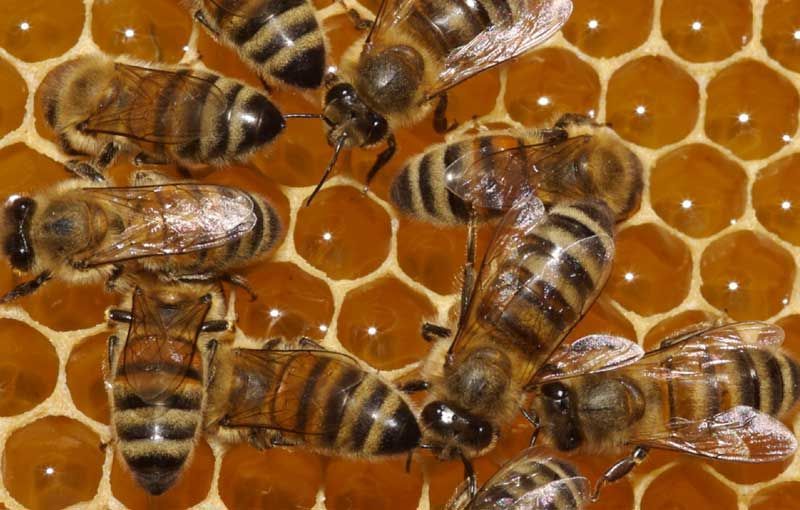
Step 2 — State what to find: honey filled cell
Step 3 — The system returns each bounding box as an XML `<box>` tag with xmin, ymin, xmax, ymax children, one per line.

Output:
<box><xmin>753</xmin><ymin>154</ymin><xmax>800</xmax><ymax>246</ymax></box>
<box><xmin>338</xmin><ymin>276</ymin><xmax>435</xmax><ymax>370</ymax></box>
<box><xmin>65</xmin><ymin>333</ymin><xmax>109</xmax><ymax>424</ymax></box>
<box><xmin>708</xmin><ymin>456</ymin><xmax>793</xmax><ymax>486</ymax></box>
<box><xmin>0</xmin><ymin>319</ymin><xmax>58</xmax><ymax>416</ymax></box>
<box><xmin>564</xmin><ymin>296</ymin><xmax>636</xmax><ymax>344</ymax></box>
<box><xmin>561</xmin><ymin>0</ymin><xmax>653</xmax><ymax>58</ymax></box>
<box><xmin>0</xmin><ymin>0</ymin><xmax>84</xmax><ymax>62</ymax></box>
<box><xmin>640</xmin><ymin>462</ymin><xmax>738</xmax><ymax>510</ymax></box>
<box><xmin>749</xmin><ymin>482</ymin><xmax>800</xmax><ymax>510</ymax></box>
<box><xmin>2</xmin><ymin>416</ymin><xmax>104</xmax><ymax>510</ymax></box>
<box><xmin>660</xmin><ymin>0</ymin><xmax>752</xmax><ymax>63</ymax></box>
<box><xmin>0</xmin><ymin>56</ymin><xmax>26</xmax><ymax>139</ymax></box>
<box><xmin>762</xmin><ymin>0</ymin><xmax>800</xmax><ymax>73</ymax></box>
<box><xmin>324</xmin><ymin>458</ymin><xmax>424</xmax><ymax>510</ymax></box>
<box><xmin>643</xmin><ymin>310</ymin><xmax>715</xmax><ymax>351</ymax></box>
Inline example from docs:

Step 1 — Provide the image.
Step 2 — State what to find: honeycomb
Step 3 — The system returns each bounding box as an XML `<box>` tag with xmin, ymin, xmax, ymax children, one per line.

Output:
<box><xmin>1</xmin><ymin>0</ymin><xmax>800</xmax><ymax>508</ymax></box>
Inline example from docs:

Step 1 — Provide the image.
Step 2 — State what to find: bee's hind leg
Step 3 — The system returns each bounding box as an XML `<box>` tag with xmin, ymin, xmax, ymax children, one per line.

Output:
<box><xmin>433</xmin><ymin>94</ymin><xmax>458</xmax><ymax>134</ymax></box>
<box><xmin>591</xmin><ymin>447</ymin><xmax>649</xmax><ymax>502</ymax></box>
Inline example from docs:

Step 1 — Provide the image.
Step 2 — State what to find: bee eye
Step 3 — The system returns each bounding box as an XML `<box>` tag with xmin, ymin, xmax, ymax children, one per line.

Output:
<box><xmin>542</xmin><ymin>382</ymin><xmax>568</xmax><ymax>401</ymax></box>
<box><xmin>363</xmin><ymin>112</ymin><xmax>388</xmax><ymax>145</ymax></box>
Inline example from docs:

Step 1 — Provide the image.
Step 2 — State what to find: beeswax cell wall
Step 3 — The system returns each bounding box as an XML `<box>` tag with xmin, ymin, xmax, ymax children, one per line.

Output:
<box><xmin>1</xmin><ymin>0</ymin><xmax>800</xmax><ymax>509</ymax></box>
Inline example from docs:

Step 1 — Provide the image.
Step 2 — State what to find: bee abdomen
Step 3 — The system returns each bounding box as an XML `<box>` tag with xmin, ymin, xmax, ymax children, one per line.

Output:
<box><xmin>745</xmin><ymin>349</ymin><xmax>800</xmax><ymax>417</ymax></box>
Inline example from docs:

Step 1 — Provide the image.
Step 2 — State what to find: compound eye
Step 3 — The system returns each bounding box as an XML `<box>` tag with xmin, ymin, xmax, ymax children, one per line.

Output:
<box><xmin>542</xmin><ymin>382</ymin><xmax>568</xmax><ymax>401</ymax></box>
<box><xmin>7</xmin><ymin>197</ymin><xmax>34</xmax><ymax>223</ymax></box>
<box><xmin>363</xmin><ymin>112</ymin><xmax>388</xmax><ymax>145</ymax></box>
<box><xmin>325</xmin><ymin>83</ymin><xmax>356</xmax><ymax>105</ymax></box>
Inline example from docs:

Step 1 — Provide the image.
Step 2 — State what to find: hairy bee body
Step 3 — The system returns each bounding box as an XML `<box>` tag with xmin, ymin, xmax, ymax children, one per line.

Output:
<box><xmin>41</xmin><ymin>55</ymin><xmax>284</xmax><ymax>171</ymax></box>
<box><xmin>190</xmin><ymin>0</ymin><xmax>327</xmax><ymax>90</ymax></box>
<box><xmin>206</xmin><ymin>340</ymin><xmax>421</xmax><ymax>457</ymax></box>
<box><xmin>421</xmin><ymin>199</ymin><xmax>615</xmax><ymax>459</ymax></box>
<box><xmin>529</xmin><ymin>323</ymin><xmax>800</xmax><ymax>455</ymax></box>
<box><xmin>108</xmin><ymin>281</ymin><xmax>226</xmax><ymax>495</ymax></box>
<box><xmin>391</xmin><ymin>117</ymin><xmax>643</xmax><ymax>225</ymax></box>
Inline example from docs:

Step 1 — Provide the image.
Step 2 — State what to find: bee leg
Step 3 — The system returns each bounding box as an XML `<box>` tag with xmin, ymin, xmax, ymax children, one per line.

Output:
<box><xmin>132</xmin><ymin>151</ymin><xmax>169</xmax><ymax>166</ymax></box>
<box><xmin>297</xmin><ymin>336</ymin><xmax>325</xmax><ymax>350</ymax></box>
<box><xmin>205</xmin><ymin>339</ymin><xmax>219</xmax><ymax>387</ymax></box>
<box><xmin>554</xmin><ymin>113</ymin><xmax>601</xmax><ymax>129</ymax></box>
<box><xmin>65</xmin><ymin>160</ymin><xmax>105</xmax><ymax>182</ymax></box>
<box><xmin>95</xmin><ymin>142</ymin><xmax>120</xmax><ymax>170</ymax></box>
<box><xmin>363</xmin><ymin>134</ymin><xmax>396</xmax><ymax>192</ymax></box>
<box><xmin>459</xmin><ymin>452</ymin><xmax>478</xmax><ymax>498</ymax></box>
<box><xmin>421</xmin><ymin>322</ymin><xmax>452</xmax><ymax>342</ymax></box>
<box><xmin>307</xmin><ymin>135</ymin><xmax>346</xmax><ymax>206</ymax></box>
<box><xmin>194</xmin><ymin>9</ymin><xmax>220</xmax><ymax>37</ymax></box>
<box><xmin>458</xmin><ymin>209</ymin><xmax>478</xmax><ymax>332</ymax></box>
<box><xmin>0</xmin><ymin>270</ymin><xmax>53</xmax><ymax>303</ymax></box>
<box><xmin>520</xmin><ymin>408</ymin><xmax>540</xmax><ymax>447</ymax></box>
<box><xmin>432</xmin><ymin>94</ymin><xmax>457</xmax><ymax>134</ymax></box>
<box><xmin>224</xmin><ymin>274</ymin><xmax>258</xmax><ymax>301</ymax></box>
<box><xmin>591</xmin><ymin>447</ymin><xmax>649</xmax><ymax>502</ymax></box>
<box><xmin>104</xmin><ymin>264</ymin><xmax>124</xmax><ymax>292</ymax></box>
<box><xmin>108</xmin><ymin>309</ymin><xmax>133</xmax><ymax>324</ymax></box>
<box><xmin>201</xmin><ymin>320</ymin><xmax>231</xmax><ymax>333</ymax></box>
<box><xmin>178</xmin><ymin>273</ymin><xmax>258</xmax><ymax>301</ymax></box>
<box><xmin>397</xmin><ymin>380</ymin><xmax>429</xmax><ymax>394</ymax></box>
<box><xmin>262</xmin><ymin>337</ymin><xmax>284</xmax><ymax>350</ymax></box>
<box><xmin>106</xmin><ymin>335</ymin><xmax>120</xmax><ymax>378</ymax></box>
<box><xmin>339</xmin><ymin>2</ymin><xmax>373</xmax><ymax>30</ymax></box>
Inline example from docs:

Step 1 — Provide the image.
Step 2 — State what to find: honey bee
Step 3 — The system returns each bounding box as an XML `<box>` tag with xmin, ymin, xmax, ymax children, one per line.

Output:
<box><xmin>105</xmin><ymin>280</ymin><xmax>230</xmax><ymax>495</ymax></box>
<box><xmin>391</xmin><ymin>114</ymin><xmax>643</xmax><ymax>225</ymax></box>
<box><xmin>205</xmin><ymin>337</ymin><xmax>422</xmax><ymax>458</ymax></box>
<box><xmin>401</xmin><ymin>193</ymin><xmax>643</xmax><ymax>495</ymax></box>
<box><xmin>446</xmin><ymin>448</ymin><xmax>588</xmax><ymax>510</ymax></box>
<box><xmin>188</xmin><ymin>0</ymin><xmax>327</xmax><ymax>90</ymax></box>
<box><xmin>0</xmin><ymin>172</ymin><xmax>282</xmax><ymax>302</ymax></box>
<box><xmin>311</xmin><ymin>0</ymin><xmax>574</xmax><ymax>204</ymax></box>
<box><xmin>41</xmin><ymin>54</ymin><xmax>286</xmax><ymax>180</ymax></box>
<box><xmin>526</xmin><ymin>321</ymin><xmax>800</xmax><ymax>500</ymax></box>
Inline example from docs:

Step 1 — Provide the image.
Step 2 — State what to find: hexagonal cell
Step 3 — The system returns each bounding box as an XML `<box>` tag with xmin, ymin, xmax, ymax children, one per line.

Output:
<box><xmin>753</xmin><ymin>154</ymin><xmax>800</xmax><ymax>246</ymax></box>
<box><xmin>66</xmin><ymin>333</ymin><xmax>109</xmax><ymax>424</ymax></box>
<box><xmin>661</xmin><ymin>0</ymin><xmax>752</xmax><ymax>62</ymax></box>
<box><xmin>777</xmin><ymin>315</ymin><xmax>800</xmax><ymax>369</ymax></box>
<box><xmin>295</xmin><ymin>186</ymin><xmax>391</xmax><ymax>280</ymax></box>
<box><xmin>708</xmin><ymin>456</ymin><xmax>793</xmax><ymax>486</ymax></box>
<box><xmin>643</xmin><ymin>309</ymin><xmax>715</xmax><ymax>351</ymax></box>
<box><xmin>606</xmin><ymin>56</ymin><xmax>699</xmax><ymax>148</ymax></box>
<box><xmin>564</xmin><ymin>296</ymin><xmax>637</xmax><ymax>344</ymax></box>
<box><xmin>219</xmin><ymin>445</ymin><xmax>323</xmax><ymax>509</ymax></box>
<box><xmin>0</xmin><ymin>0</ymin><xmax>84</xmax><ymax>62</ymax></box>
<box><xmin>763</xmin><ymin>0</ymin><xmax>800</xmax><ymax>73</ymax></box>
<box><xmin>447</xmin><ymin>68</ymin><xmax>501</xmax><ymax>126</ymax></box>
<box><xmin>236</xmin><ymin>261</ymin><xmax>334</xmax><ymax>340</ymax></box>
<box><xmin>195</xmin><ymin>30</ymin><xmax>262</xmax><ymax>88</ymax></box>
<box><xmin>338</xmin><ymin>276</ymin><xmax>435</xmax><ymax>370</ymax></box>
<box><xmin>325</xmin><ymin>458</ymin><xmax>423</xmax><ymax>510</ymax></box>
<box><xmin>641</xmin><ymin>462</ymin><xmax>738</xmax><ymax>510</ymax></box>
<box><xmin>705</xmin><ymin>59</ymin><xmax>799</xmax><ymax>160</ymax></box>
<box><xmin>3</xmin><ymin>416</ymin><xmax>104</xmax><ymax>510</ymax></box>
<box><xmin>650</xmin><ymin>144</ymin><xmax>747</xmax><ymax>238</ymax></box>
<box><xmin>110</xmin><ymin>438</ymin><xmax>214</xmax><ymax>508</ymax></box>
<box><xmin>561</xmin><ymin>0</ymin><xmax>654</xmax><ymax>58</ymax></box>
<box><xmin>0</xmin><ymin>319</ymin><xmax>58</xmax><ymax>416</ymax></box>
<box><xmin>606</xmin><ymin>223</ymin><xmax>693</xmax><ymax>316</ymax></box>
<box><xmin>700</xmin><ymin>231</ymin><xmax>794</xmax><ymax>320</ymax></box>
<box><xmin>92</xmin><ymin>0</ymin><xmax>192</xmax><ymax>63</ymax></box>
<box><xmin>0</xmin><ymin>56</ymin><xmax>26</xmax><ymax>139</ymax></box>
<box><xmin>505</xmin><ymin>48</ymin><xmax>601</xmax><ymax>128</ymax></box>
<box><xmin>749</xmin><ymin>481</ymin><xmax>800</xmax><ymax>510</ymax></box>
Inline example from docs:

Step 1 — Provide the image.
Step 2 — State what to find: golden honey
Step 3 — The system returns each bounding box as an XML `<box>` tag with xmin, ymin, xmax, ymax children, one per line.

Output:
<box><xmin>1</xmin><ymin>0</ymin><xmax>800</xmax><ymax>509</ymax></box>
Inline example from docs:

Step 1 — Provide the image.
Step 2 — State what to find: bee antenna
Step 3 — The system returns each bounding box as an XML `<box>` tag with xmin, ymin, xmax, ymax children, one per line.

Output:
<box><xmin>284</xmin><ymin>113</ymin><xmax>323</xmax><ymax>120</ymax></box>
<box><xmin>459</xmin><ymin>451</ymin><xmax>477</xmax><ymax>498</ymax></box>
<box><xmin>305</xmin><ymin>136</ymin><xmax>346</xmax><ymax>207</ymax></box>
<box><xmin>0</xmin><ymin>270</ymin><xmax>52</xmax><ymax>304</ymax></box>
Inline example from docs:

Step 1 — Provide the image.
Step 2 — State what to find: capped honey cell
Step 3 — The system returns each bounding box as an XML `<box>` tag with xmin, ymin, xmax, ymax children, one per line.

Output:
<box><xmin>505</xmin><ymin>48</ymin><xmax>601</xmax><ymax>128</ymax></box>
<box><xmin>753</xmin><ymin>154</ymin><xmax>800</xmax><ymax>246</ymax></box>
<box><xmin>763</xmin><ymin>0</ymin><xmax>800</xmax><ymax>73</ymax></box>
<box><xmin>295</xmin><ymin>186</ymin><xmax>391</xmax><ymax>280</ymax></box>
<box><xmin>338</xmin><ymin>276</ymin><xmax>435</xmax><ymax>370</ymax></box>
<box><xmin>606</xmin><ymin>56</ymin><xmax>699</xmax><ymax>149</ymax></box>
<box><xmin>561</xmin><ymin>0</ymin><xmax>653</xmax><ymax>58</ymax></box>
<box><xmin>641</xmin><ymin>462</ymin><xmax>738</xmax><ymax>510</ymax></box>
<box><xmin>2</xmin><ymin>416</ymin><xmax>104</xmax><ymax>510</ymax></box>
<box><xmin>0</xmin><ymin>319</ymin><xmax>58</xmax><ymax>416</ymax></box>
<box><xmin>700</xmin><ymin>231</ymin><xmax>795</xmax><ymax>320</ymax></box>
<box><xmin>65</xmin><ymin>333</ymin><xmax>109</xmax><ymax>424</ymax></box>
<box><xmin>705</xmin><ymin>59</ymin><xmax>799</xmax><ymax>160</ymax></box>
<box><xmin>0</xmin><ymin>0</ymin><xmax>84</xmax><ymax>62</ymax></box>
<box><xmin>650</xmin><ymin>144</ymin><xmax>747</xmax><ymax>238</ymax></box>
<box><xmin>0</xmin><ymin>56</ymin><xmax>26</xmax><ymax>139</ymax></box>
<box><xmin>661</xmin><ymin>0</ymin><xmax>752</xmax><ymax>63</ymax></box>
<box><xmin>607</xmin><ymin>223</ymin><xmax>693</xmax><ymax>316</ymax></box>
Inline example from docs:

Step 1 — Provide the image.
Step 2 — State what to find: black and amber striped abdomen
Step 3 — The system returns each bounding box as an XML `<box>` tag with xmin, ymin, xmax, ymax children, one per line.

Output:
<box><xmin>201</xmin><ymin>0</ymin><xmax>325</xmax><ymax>89</ymax></box>
<box><xmin>111</xmin><ymin>351</ymin><xmax>204</xmax><ymax>495</ymax></box>
<box><xmin>390</xmin><ymin>134</ymin><xmax>525</xmax><ymax>224</ymax></box>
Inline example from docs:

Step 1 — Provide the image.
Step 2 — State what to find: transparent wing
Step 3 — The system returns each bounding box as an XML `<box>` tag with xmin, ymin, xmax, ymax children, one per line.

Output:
<box><xmin>80</xmin><ymin>184</ymin><xmax>256</xmax><ymax>266</ymax></box>
<box><xmin>534</xmin><ymin>334</ymin><xmax>644</xmax><ymax>384</ymax></box>
<box><xmin>122</xmin><ymin>288</ymin><xmax>210</xmax><ymax>404</ymax></box>
<box><xmin>445</xmin><ymin>135</ymin><xmax>593</xmax><ymax>210</ymax></box>
<box><xmin>636</xmin><ymin>406</ymin><xmax>797</xmax><ymax>462</ymax></box>
<box><xmin>218</xmin><ymin>348</ymin><xmax>368</xmax><ymax>437</ymax></box>
<box><xmin>82</xmin><ymin>63</ymin><xmax>227</xmax><ymax>145</ymax></box>
<box><xmin>652</xmin><ymin>321</ymin><xmax>784</xmax><ymax>352</ymax></box>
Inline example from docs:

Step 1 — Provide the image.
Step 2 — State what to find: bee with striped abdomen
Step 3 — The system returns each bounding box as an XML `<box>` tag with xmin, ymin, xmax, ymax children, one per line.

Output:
<box><xmin>446</xmin><ymin>448</ymin><xmax>589</xmax><ymax>510</ymax></box>
<box><xmin>390</xmin><ymin>114</ymin><xmax>643</xmax><ymax>226</ymax></box>
<box><xmin>310</xmin><ymin>0</ymin><xmax>573</xmax><ymax>204</ymax></box>
<box><xmin>526</xmin><ymin>321</ymin><xmax>800</xmax><ymax>500</ymax></box>
<box><xmin>40</xmin><ymin>54</ymin><xmax>286</xmax><ymax>180</ymax></box>
<box><xmin>0</xmin><ymin>172</ymin><xmax>282</xmax><ymax>302</ymax></box>
<box><xmin>188</xmin><ymin>0</ymin><xmax>327</xmax><ymax>90</ymax></box>
<box><xmin>400</xmin><ymin>193</ymin><xmax>643</xmax><ymax>496</ymax></box>
<box><xmin>205</xmin><ymin>337</ymin><xmax>422</xmax><ymax>458</ymax></box>
<box><xmin>105</xmin><ymin>280</ymin><xmax>230</xmax><ymax>495</ymax></box>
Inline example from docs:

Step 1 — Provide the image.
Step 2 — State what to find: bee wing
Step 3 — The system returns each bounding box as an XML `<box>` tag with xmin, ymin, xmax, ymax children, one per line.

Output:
<box><xmin>636</xmin><ymin>406</ymin><xmax>797</xmax><ymax>462</ymax></box>
<box><xmin>533</xmin><ymin>334</ymin><xmax>644</xmax><ymax>384</ymax></box>
<box><xmin>122</xmin><ymin>288</ymin><xmax>210</xmax><ymax>404</ymax></box>
<box><xmin>445</xmin><ymin>135</ymin><xmax>593</xmax><ymax>210</ymax></box>
<box><xmin>81</xmin><ymin>63</ymin><xmax>227</xmax><ymax>145</ymax></box>
<box><xmin>656</xmin><ymin>321</ymin><xmax>785</xmax><ymax>350</ymax></box>
<box><xmin>79</xmin><ymin>184</ymin><xmax>256</xmax><ymax>266</ymax></box>
<box><xmin>465</xmin><ymin>448</ymin><xmax>589</xmax><ymax>510</ymax></box>
<box><xmin>425</xmin><ymin>0</ymin><xmax>573</xmax><ymax>98</ymax></box>
<box><xmin>217</xmin><ymin>347</ymin><xmax>368</xmax><ymax>435</ymax></box>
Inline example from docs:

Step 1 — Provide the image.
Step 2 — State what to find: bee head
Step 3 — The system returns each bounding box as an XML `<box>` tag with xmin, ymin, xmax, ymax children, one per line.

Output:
<box><xmin>3</xmin><ymin>195</ymin><xmax>37</xmax><ymax>272</ymax></box>
<box><xmin>420</xmin><ymin>401</ymin><xmax>496</xmax><ymax>459</ymax></box>
<box><xmin>535</xmin><ymin>382</ymin><xmax>582</xmax><ymax>451</ymax></box>
<box><xmin>322</xmin><ymin>83</ymin><xmax>388</xmax><ymax>148</ymax></box>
